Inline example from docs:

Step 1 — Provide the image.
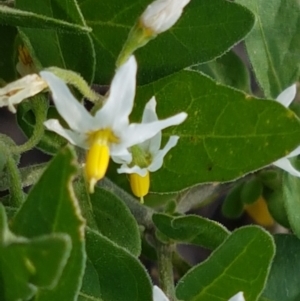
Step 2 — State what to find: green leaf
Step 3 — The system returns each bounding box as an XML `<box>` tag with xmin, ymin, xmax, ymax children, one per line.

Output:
<box><xmin>262</xmin><ymin>234</ymin><xmax>300</xmax><ymax>301</ymax></box>
<box><xmin>16</xmin><ymin>0</ymin><xmax>95</xmax><ymax>82</ymax></box>
<box><xmin>85</xmin><ymin>228</ymin><xmax>152</xmax><ymax>301</ymax></box>
<box><xmin>78</xmin><ymin>258</ymin><xmax>101</xmax><ymax>301</ymax></box>
<box><xmin>241</xmin><ymin>177</ymin><xmax>263</xmax><ymax>205</ymax></box>
<box><xmin>79</xmin><ymin>0</ymin><xmax>254</xmax><ymax>84</ymax></box>
<box><xmin>282</xmin><ymin>171</ymin><xmax>300</xmax><ymax>238</ymax></box>
<box><xmin>90</xmin><ymin>187</ymin><xmax>141</xmax><ymax>257</ymax></box>
<box><xmin>235</xmin><ymin>0</ymin><xmax>300</xmax><ymax>98</ymax></box>
<box><xmin>0</xmin><ymin>205</ymin><xmax>72</xmax><ymax>301</ymax></box>
<box><xmin>194</xmin><ymin>50</ymin><xmax>250</xmax><ymax>92</ymax></box>
<box><xmin>222</xmin><ymin>182</ymin><xmax>244</xmax><ymax>219</ymax></box>
<box><xmin>0</xmin><ymin>25</ymin><xmax>17</xmax><ymax>82</ymax></box>
<box><xmin>152</xmin><ymin>213</ymin><xmax>230</xmax><ymax>250</ymax></box>
<box><xmin>11</xmin><ymin>146</ymin><xmax>86</xmax><ymax>301</ymax></box>
<box><xmin>109</xmin><ymin>70</ymin><xmax>300</xmax><ymax>193</ymax></box>
<box><xmin>0</xmin><ymin>6</ymin><xmax>91</xmax><ymax>33</ymax></box>
<box><xmin>176</xmin><ymin>226</ymin><xmax>275</xmax><ymax>301</ymax></box>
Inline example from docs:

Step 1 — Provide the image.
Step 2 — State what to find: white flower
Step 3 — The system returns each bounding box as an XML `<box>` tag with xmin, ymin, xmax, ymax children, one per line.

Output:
<box><xmin>140</xmin><ymin>0</ymin><xmax>190</xmax><ymax>34</ymax></box>
<box><xmin>272</xmin><ymin>84</ymin><xmax>300</xmax><ymax>177</ymax></box>
<box><xmin>113</xmin><ymin>96</ymin><xmax>186</xmax><ymax>199</ymax></box>
<box><xmin>0</xmin><ymin>74</ymin><xmax>47</xmax><ymax>113</ymax></box>
<box><xmin>152</xmin><ymin>286</ymin><xmax>245</xmax><ymax>301</ymax></box>
<box><xmin>115</xmin><ymin>97</ymin><xmax>181</xmax><ymax>176</ymax></box>
<box><xmin>40</xmin><ymin>55</ymin><xmax>187</xmax><ymax>192</ymax></box>
<box><xmin>228</xmin><ymin>292</ymin><xmax>245</xmax><ymax>301</ymax></box>
<box><xmin>153</xmin><ymin>286</ymin><xmax>169</xmax><ymax>301</ymax></box>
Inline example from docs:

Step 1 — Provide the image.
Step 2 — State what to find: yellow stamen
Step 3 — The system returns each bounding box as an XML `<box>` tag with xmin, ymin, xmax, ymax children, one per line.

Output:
<box><xmin>85</xmin><ymin>129</ymin><xmax>118</xmax><ymax>193</ymax></box>
<box><xmin>129</xmin><ymin>172</ymin><xmax>150</xmax><ymax>199</ymax></box>
<box><xmin>244</xmin><ymin>196</ymin><xmax>274</xmax><ymax>227</ymax></box>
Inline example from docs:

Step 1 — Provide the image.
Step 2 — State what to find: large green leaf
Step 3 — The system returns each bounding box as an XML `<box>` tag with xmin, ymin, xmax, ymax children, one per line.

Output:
<box><xmin>235</xmin><ymin>0</ymin><xmax>300</xmax><ymax>98</ymax></box>
<box><xmin>0</xmin><ymin>6</ymin><xmax>91</xmax><ymax>33</ymax></box>
<box><xmin>0</xmin><ymin>25</ymin><xmax>17</xmax><ymax>82</ymax></box>
<box><xmin>261</xmin><ymin>234</ymin><xmax>300</xmax><ymax>301</ymax></box>
<box><xmin>85</xmin><ymin>228</ymin><xmax>152</xmax><ymax>301</ymax></box>
<box><xmin>90</xmin><ymin>187</ymin><xmax>141</xmax><ymax>257</ymax></box>
<box><xmin>153</xmin><ymin>213</ymin><xmax>230</xmax><ymax>250</ymax></box>
<box><xmin>176</xmin><ymin>226</ymin><xmax>275</xmax><ymax>301</ymax></box>
<box><xmin>15</xmin><ymin>0</ymin><xmax>95</xmax><ymax>82</ymax></box>
<box><xmin>11</xmin><ymin>146</ymin><xmax>86</xmax><ymax>301</ymax></box>
<box><xmin>108</xmin><ymin>70</ymin><xmax>300</xmax><ymax>193</ymax></box>
<box><xmin>79</xmin><ymin>0</ymin><xmax>254</xmax><ymax>84</ymax></box>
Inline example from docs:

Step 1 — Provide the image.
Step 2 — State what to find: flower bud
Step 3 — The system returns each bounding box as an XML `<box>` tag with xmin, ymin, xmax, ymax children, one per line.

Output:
<box><xmin>140</xmin><ymin>0</ymin><xmax>190</xmax><ymax>34</ymax></box>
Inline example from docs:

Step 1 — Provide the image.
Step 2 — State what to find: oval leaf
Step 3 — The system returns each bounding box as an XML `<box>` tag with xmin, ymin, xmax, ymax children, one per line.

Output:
<box><xmin>176</xmin><ymin>226</ymin><xmax>275</xmax><ymax>301</ymax></box>
<box><xmin>153</xmin><ymin>213</ymin><xmax>230</xmax><ymax>250</ymax></box>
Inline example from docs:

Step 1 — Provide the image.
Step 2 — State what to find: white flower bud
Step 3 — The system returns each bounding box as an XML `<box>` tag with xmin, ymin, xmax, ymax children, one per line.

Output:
<box><xmin>140</xmin><ymin>0</ymin><xmax>190</xmax><ymax>34</ymax></box>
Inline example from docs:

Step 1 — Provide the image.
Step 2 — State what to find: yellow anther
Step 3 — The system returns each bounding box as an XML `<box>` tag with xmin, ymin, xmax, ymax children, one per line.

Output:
<box><xmin>129</xmin><ymin>172</ymin><xmax>150</xmax><ymax>199</ymax></box>
<box><xmin>85</xmin><ymin>143</ymin><xmax>110</xmax><ymax>193</ymax></box>
<box><xmin>244</xmin><ymin>196</ymin><xmax>274</xmax><ymax>227</ymax></box>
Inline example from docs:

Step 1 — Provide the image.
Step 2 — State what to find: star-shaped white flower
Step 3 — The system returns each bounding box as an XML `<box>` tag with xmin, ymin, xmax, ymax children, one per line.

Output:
<box><xmin>113</xmin><ymin>96</ymin><xmax>185</xmax><ymax>199</ymax></box>
<box><xmin>152</xmin><ymin>286</ymin><xmax>245</xmax><ymax>301</ymax></box>
<box><xmin>272</xmin><ymin>84</ymin><xmax>300</xmax><ymax>177</ymax></box>
<box><xmin>140</xmin><ymin>0</ymin><xmax>190</xmax><ymax>34</ymax></box>
<box><xmin>115</xmin><ymin>97</ymin><xmax>181</xmax><ymax>176</ymax></box>
<box><xmin>40</xmin><ymin>56</ymin><xmax>187</xmax><ymax>192</ymax></box>
<box><xmin>0</xmin><ymin>74</ymin><xmax>47</xmax><ymax>113</ymax></box>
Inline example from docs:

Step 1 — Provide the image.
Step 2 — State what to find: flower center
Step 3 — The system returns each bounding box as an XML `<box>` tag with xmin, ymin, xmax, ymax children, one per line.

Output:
<box><xmin>85</xmin><ymin>129</ymin><xmax>119</xmax><ymax>193</ymax></box>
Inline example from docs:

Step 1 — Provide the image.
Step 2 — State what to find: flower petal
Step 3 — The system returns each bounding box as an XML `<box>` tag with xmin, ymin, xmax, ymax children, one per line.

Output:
<box><xmin>273</xmin><ymin>157</ymin><xmax>300</xmax><ymax>177</ymax></box>
<box><xmin>44</xmin><ymin>119</ymin><xmax>88</xmax><ymax>148</ymax></box>
<box><xmin>152</xmin><ymin>285</ymin><xmax>169</xmax><ymax>301</ymax></box>
<box><xmin>276</xmin><ymin>84</ymin><xmax>297</xmax><ymax>107</ymax></box>
<box><xmin>110</xmin><ymin>147</ymin><xmax>132</xmax><ymax>164</ymax></box>
<box><xmin>148</xmin><ymin>135</ymin><xmax>179</xmax><ymax>172</ymax></box>
<box><xmin>95</xmin><ymin>56</ymin><xmax>137</xmax><ymax>129</ymax></box>
<box><xmin>0</xmin><ymin>74</ymin><xmax>47</xmax><ymax>113</ymax></box>
<box><xmin>117</xmin><ymin>164</ymin><xmax>148</xmax><ymax>177</ymax></box>
<box><xmin>40</xmin><ymin>71</ymin><xmax>95</xmax><ymax>133</ymax></box>
<box><xmin>228</xmin><ymin>292</ymin><xmax>245</xmax><ymax>301</ymax></box>
<box><xmin>121</xmin><ymin>112</ymin><xmax>187</xmax><ymax>148</ymax></box>
<box><xmin>140</xmin><ymin>97</ymin><xmax>161</xmax><ymax>154</ymax></box>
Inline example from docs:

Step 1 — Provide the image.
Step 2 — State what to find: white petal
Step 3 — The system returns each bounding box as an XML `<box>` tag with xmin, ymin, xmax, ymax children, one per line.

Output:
<box><xmin>121</xmin><ymin>112</ymin><xmax>187</xmax><ymax>148</ymax></box>
<box><xmin>285</xmin><ymin>145</ymin><xmax>300</xmax><ymax>158</ymax></box>
<box><xmin>40</xmin><ymin>71</ymin><xmax>95</xmax><ymax>133</ymax></box>
<box><xmin>228</xmin><ymin>292</ymin><xmax>245</xmax><ymax>301</ymax></box>
<box><xmin>152</xmin><ymin>286</ymin><xmax>169</xmax><ymax>301</ymax></box>
<box><xmin>148</xmin><ymin>136</ymin><xmax>179</xmax><ymax>172</ymax></box>
<box><xmin>140</xmin><ymin>97</ymin><xmax>162</xmax><ymax>154</ymax></box>
<box><xmin>0</xmin><ymin>74</ymin><xmax>47</xmax><ymax>113</ymax></box>
<box><xmin>117</xmin><ymin>164</ymin><xmax>148</xmax><ymax>177</ymax></box>
<box><xmin>95</xmin><ymin>56</ymin><xmax>137</xmax><ymax>128</ymax></box>
<box><xmin>273</xmin><ymin>157</ymin><xmax>300</xmax><ymax>177</ymax></box>
<box><xmin>44</xmin><ymin>119</ymin><xmax>88</xmax><ymax>148</ymax></box>
<box><xmin>276</xmin><ymin>84</ymin><xmax>297</xmax><ymax>107</ymax></box>
<box><xmin>110</xmin><ymin>146</ymin><xmax>132</xmax><ymax>163</ymax></box>
<box><xmin>141</xmin><ymin>0</ymin><xmax>190</xmax><ymax>34</ymax></box>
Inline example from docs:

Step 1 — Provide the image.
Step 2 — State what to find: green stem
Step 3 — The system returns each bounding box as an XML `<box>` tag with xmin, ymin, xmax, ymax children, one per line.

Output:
<box><xmin>156</xmin><ymin>240</ymin><xmax>176</xmax><ymax>301</ymax></box>
<box><xmin>5</xmin><ymin>152</ymin><xmax>24</xmax><ymax>207</ymax></box>
<box><xmin>47</xmin><ymin>67</ymin><xmax>105</xmax><ymax>104</ymax></box>
<box><xmin>99</xmin><ymin>177</ymin><xmax>154</xmax><ymax>230</ymax></box>
<box><xmin>11</xmin><ymin>94</ymin><xmax>48</xmax><ymax>154</ymax></box>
